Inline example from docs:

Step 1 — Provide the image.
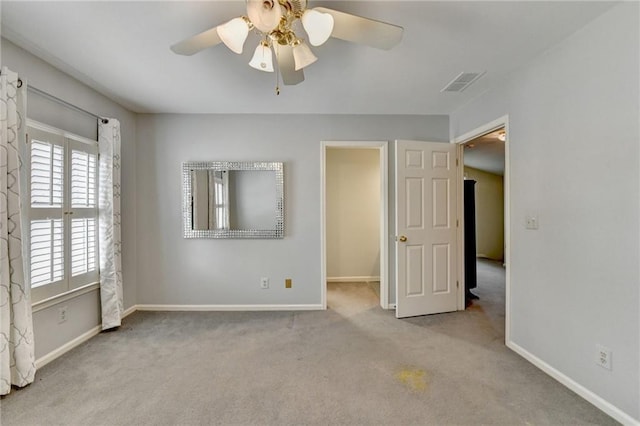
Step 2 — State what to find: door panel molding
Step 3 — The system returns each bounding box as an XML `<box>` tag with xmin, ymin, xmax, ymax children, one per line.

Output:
<box><xmin>395</xmin><ymin>140</ymin><xmax>459</xmax><ymax>318</ymax></box>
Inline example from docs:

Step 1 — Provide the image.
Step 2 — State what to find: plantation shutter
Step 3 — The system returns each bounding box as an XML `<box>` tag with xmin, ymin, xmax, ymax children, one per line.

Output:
<box><xmin>29</xmin><ymin>140</ymin><xmax>64</xmax><ymax>287</ymax></box>
<box><xmin>30</xmin><ymin>141</ymin><xmax>63</xmax><ymax>208</ymax></box>
<box><xmin>29</xmin><ymin>219</ymin><xmax>64</xmax><ymax>287</ymax></box>
<box><xmin>68</xmin><ymin>139</ymin><xmax>99</xmax><ymax>289</ymax></box>
<box><xmin>27</xmin><ymin>124</ymin><xmax>99</xmax><ymax>302</ymax></box>
<box><xmin>28</xmin><ymin>129</ymin><xmax>66</xmax><ymax>300</ymax></box>
<box><xmin>70</xmin><ymin>149</ymin><xmax>98</xmax><ymax>277</ymax></box>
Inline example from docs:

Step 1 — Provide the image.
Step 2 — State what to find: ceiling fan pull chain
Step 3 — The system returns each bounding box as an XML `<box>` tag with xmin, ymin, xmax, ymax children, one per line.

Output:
<box><xmin>275</xmin><ymin>45</ymin><xmax>281</xmax><ymax>95</ymax></box>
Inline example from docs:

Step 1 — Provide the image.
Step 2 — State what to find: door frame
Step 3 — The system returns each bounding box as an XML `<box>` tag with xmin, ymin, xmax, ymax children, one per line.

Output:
<box><xmin>320</xmin><ymin>141</ymin><xmax>389</xmax><ymax>310</ymax></box>
<box><xmin>452</xmin><ymin>115</ymin><xmax>511</xmax><ymax>342</ymax></box>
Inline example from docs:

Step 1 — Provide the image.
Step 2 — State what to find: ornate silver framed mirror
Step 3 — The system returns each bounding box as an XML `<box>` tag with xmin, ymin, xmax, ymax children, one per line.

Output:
<box><xmin>182</xmin><ymin>161</ymin><xmax>284</xmax><ymax>239</ymax></box>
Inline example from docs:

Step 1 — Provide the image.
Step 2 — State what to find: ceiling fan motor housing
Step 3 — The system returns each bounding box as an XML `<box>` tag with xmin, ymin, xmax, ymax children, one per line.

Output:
<box><xmin>249</xmin><ymin>0</ymin><xmax>308</xmax><ymax>46</ymax></box>
<box><xmin>277</xmin><ymin>0</ymin><xmax>306</xmax><ymax>14</ymax></box>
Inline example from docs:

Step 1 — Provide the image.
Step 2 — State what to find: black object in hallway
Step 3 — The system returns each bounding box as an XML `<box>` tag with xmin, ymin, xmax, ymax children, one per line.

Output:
<box><xmin>464</xmin><ymin>179</ymin><xmax>479</xmax><ymax>303</ymax></box>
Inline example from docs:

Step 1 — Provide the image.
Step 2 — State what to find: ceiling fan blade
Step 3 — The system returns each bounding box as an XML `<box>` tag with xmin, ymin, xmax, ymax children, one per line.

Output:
<box><xmin>275</xmin><ymin>44</ymin><xmax>305</xmax><ymax>86</ymax></box>
<box><xmin>314</xmin><ymin>7</ymin><xmax>403</xmax><ymax>50</ymax></box>
<box><xmin>170</xmin><ymin>27</ymin><xmax>222</xmax><ymax>56</ymax></box>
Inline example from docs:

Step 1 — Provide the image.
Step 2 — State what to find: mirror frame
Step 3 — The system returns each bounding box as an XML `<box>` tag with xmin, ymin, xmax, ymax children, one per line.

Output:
<box><xmin>182</xmin><ymin>161</ymin><xmax>284</xmax><ymax>239</ymax></box>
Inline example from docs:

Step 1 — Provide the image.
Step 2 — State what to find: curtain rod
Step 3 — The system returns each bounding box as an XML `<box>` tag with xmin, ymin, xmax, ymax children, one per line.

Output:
<box><xmin>16</xmin><ymin>78</ymin><xmax>109</xmax><ymax>124</ymax></box>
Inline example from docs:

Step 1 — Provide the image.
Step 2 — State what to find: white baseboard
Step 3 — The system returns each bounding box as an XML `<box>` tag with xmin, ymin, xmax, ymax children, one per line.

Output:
<box><xmin>135</xmin><ymin>304</ymin><xmax>324</xmax><ymax>312</ymax></box>
<box><xmin>35</xmin><ymin>325</ymin><xmax>101</xmax><ymax>369</ymax></box>
<box><xmin>507</xmin><ymin>340</ymin><xmax>639</xmax><ymax>426</ymax></box>
<box><xmin>387</xmin><ymin>303</ymin><xmax>396</xmax><ymax>310</ymax></box>
<box><xmin>122</xmin><ymin>305</ymin><xmax>137</xmax><ymax>318</ymax></box>
<box><xmin>327</xmin><ymin>276</ymin><xmax>380</xmax><ymax>283</ymax></box>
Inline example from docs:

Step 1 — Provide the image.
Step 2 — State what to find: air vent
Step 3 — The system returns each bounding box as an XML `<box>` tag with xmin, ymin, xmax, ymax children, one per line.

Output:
<box><xmin>441</xmin><ymin>72</ymin><xmax>485</xmax><ymax>93</ymax></box>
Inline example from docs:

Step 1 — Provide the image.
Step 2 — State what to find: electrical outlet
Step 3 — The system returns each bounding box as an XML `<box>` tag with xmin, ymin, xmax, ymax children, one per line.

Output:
<box><xmin>525</xmin><ymin>215</ymin><xmax>539</xmax><ymax>230</ymax></box>
<box><xmin>260</xmin><ymin>277</ymin><xmax>269</xmax><ymax>289</ymax></box>
<box><xmin>596</xmin><ymin>344</ymin><xmax>612</xmax><ymax>370</ymax></box>
<box><xmin>285</xmin><ymin>278</ymin><xmax>292</xmax><ymax>289</ymax></box>
<box><xmin>58</xmin><ymin>306</ymin><xmax>68</xmax><ymax>324</ymax></box>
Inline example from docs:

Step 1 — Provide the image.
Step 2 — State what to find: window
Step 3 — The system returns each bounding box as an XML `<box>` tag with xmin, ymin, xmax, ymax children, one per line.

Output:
<box><xmin>210</xmin><ymin>170</ymin><xmax>229</xmax><ymax>230</ymax></box>
<box><xmin>27</xmin><ymin>122</ymin><xmax>99</xmax><ymax>303</ymax></box>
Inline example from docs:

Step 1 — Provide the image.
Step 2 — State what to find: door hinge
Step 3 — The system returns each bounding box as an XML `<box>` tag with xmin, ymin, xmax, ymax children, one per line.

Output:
<box><xmin>456</xmin><ymin>219</ymin><xmax>459</xmax><ymax>227</ymax></box>
<box><xmin>456</xmin><ymin>158</ymin><xmax>459</xmax><ymax>166</ymax></box>
<box><xmin>456</xmin><ymin>281</ymin><xmax>459</xmax><ymax>288</ymax></box>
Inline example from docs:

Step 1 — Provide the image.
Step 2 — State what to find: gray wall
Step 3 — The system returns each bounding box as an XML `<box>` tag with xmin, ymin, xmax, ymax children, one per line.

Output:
<box><xmin>450</xmin><ymin>3</ymin><xmax>639</xmax><ymax>421</ymax></box>
<box><xmin>136</xmin><ymin>114</ymin><xmax>449</xmax><ymax>306</ymax></box>
<box><xmin>464</xmin><ymin>167</ymin><xmax>504</xmax><ymax>261</ymax></box>
<box><xmin>1</xmin><ymin>39</ymin><xmax>138</xmax><ymax>359</ymax></box>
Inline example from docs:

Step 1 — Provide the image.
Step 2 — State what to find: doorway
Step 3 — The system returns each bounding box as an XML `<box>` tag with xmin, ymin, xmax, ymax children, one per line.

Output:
<box><xmin>455</xmin><ymin>116</ymin><xmax>510</xmax><ymax>341</ymax></box>
<box><xmin>320</xmin><ymin>141</ymin><xmax>389</xmax><ymax>311</ymax></box>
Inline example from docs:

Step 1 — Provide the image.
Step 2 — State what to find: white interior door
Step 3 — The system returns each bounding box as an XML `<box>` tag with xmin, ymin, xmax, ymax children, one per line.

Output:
<box><xmin>396</xmin><ymin>140</ymin><xmax>459</xmax><ymax>318</ymax></box>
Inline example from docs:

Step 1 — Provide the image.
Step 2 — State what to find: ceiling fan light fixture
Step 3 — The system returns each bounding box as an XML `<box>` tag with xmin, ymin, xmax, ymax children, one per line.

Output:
<box><xmin>292</xmin><ymin>40</ymin><xmax>317</xmax><ymax>70</ymax></box>
<box><xmin>171</xmin><ymin>1</ymin><xmax>404</xmax><ymax>90</ymax></box>
<box><xmin>249</xmin><ymin>41</ymin><xmax>274</xmax><ymax>72</ymax></box>
<box><xmin>498</xmin><ymin>131</ymin><xmax>506</xmax><ymax>142</ymax></box>
<box><xmin>217</xmin><ymin>17</ymin><xmax>251</xmax><ymax>54</ymax></box>
<box><xmin>301</xmin><ymin>9</ymin><xmax>334</xmax><ymax>46</ymax></box>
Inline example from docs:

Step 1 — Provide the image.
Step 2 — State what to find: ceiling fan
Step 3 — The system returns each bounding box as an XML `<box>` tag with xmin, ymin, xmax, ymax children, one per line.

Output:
<box><xmin>170</xmin><ymin>0</ymin><xmax>403</xmax><ymax>91</ymax></box>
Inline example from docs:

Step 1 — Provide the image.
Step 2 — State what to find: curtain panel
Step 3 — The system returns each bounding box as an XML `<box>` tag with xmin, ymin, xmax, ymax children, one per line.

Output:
<box><xmin>98</xmin><ymin>119</ymin><xmax>123</xmax><ymax>330</ymax></box>
<box><xmin>0</xmin><ymin>67</ymin><xmax>36</xmax><ymax>395</ymax></box>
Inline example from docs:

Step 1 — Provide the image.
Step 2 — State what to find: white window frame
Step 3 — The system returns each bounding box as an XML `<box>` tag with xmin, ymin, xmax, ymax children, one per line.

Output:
<box><xmin>210</xmin><ymin>170</ymin><xmax>229</xmax><ymax>230</ymax></box>
<box><xmin>27</xmin><ymin>120</ymin><xmax>100</xmax><ymax>304</ymax></box>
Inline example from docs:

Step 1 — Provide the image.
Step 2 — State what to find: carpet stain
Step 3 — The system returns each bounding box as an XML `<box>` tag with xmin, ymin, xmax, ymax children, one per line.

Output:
<box><xmin>395</xmin><ymin>368</ymin><xmax>428</xmax><ymax>392</ymax></box>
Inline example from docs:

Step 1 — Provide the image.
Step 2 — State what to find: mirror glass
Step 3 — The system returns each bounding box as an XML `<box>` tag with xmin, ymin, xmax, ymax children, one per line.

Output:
<box><xmin>183</xmin><ymin>161</ymin><xmax>284</xmax><ymax>238</ymax></box>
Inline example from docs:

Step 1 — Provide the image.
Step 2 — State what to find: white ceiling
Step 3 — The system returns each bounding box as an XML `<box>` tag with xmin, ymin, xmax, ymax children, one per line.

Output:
<box><xmin>1</xmin><ymin>1</ymin><xmax>616</xmax><ymax>115</ymax></box>
<box><xmin>463</xmin><ymin>129</ymin><xmax>505</xmax><ymax>176</ymax></box>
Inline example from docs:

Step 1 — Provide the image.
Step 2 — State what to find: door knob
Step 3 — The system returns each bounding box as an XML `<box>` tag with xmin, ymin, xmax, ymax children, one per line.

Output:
<box><xmin>399</xmin><ymin>235</ymin><xmax>407</xmax><ymax>242</ymax></box>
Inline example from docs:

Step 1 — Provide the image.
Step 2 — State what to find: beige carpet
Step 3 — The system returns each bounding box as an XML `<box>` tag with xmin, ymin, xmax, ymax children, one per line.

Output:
<box><xmin>0</xmin><ymin>262</ymin><xmax>616</xmax><ymax>425</ymax></box>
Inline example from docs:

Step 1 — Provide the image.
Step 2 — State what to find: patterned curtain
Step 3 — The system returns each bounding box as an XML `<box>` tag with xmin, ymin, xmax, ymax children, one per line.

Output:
<box><xmin>98</xmin><ymin>119</ymin><xmax>123</xmax><ymax>330</ymax></box>
<box><xmin>0</xmin><ymin>67</ymin><xmax>36</xmax><ymax>395</ymax></box>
